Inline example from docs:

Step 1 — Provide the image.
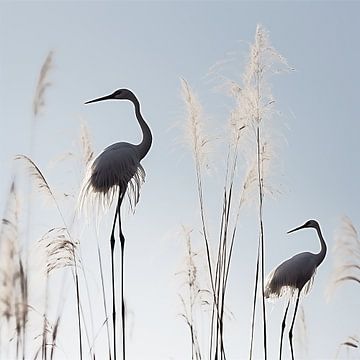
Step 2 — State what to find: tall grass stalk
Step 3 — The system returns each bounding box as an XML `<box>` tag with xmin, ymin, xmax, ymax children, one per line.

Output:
<box><xmin>39</xmin><ymin>227</ymin><xmax>77</xmax><ymax>360</ymax></box>
<box><xmin>181</xmin><ymin>78</ymin><xmax>222</xmax><ymax>359</ymax></box>
<box><xmin>181</xmin><ymin>77</ymin><xmax>253</xmax><ymax>360</ymax></box>
<box><xmin>0</xmin><ymin>181</ymin><xmax>28</xmax><ymax>359</ymax></box>
<box><xmin>21</xmin><ymin>51</ymin><xmax>54</xmax><ymax>360</ymax></box>
<box><xmin>15</xmin><ymin>155</ymin><xmax>83</xmax><ymax>360</ymax></box>
<box><xmin>234</xmin><ymin>25</ymin><xmax>289</xmax><ymax>360</ymax></box>
<box><xmin>179</xmin><ymin>227</ymin><xmax>203</xmax><ymax>360</ymax></box>
<box><xmin>97</xmin><ymin>246</ymin><xmax>112</xmax><ymax>360</ymax></box>
<box><xmin>181</xmin><ymin>78</ymin><xmax>214</xmax><ymax>293</ymax></box>
<box><xmin>181</xmin><ymin>25</ymin><xmax>289</xmax><ymax>360</ymax></box>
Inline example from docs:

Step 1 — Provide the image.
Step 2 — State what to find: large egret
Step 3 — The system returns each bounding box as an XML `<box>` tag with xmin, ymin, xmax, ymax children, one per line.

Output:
<box><xmin>265</xmin><ymin>220</ymin><xmax>327</xmax><ymax>360</ymax></box>
<box><xmin>80</xmin><ymin>88</ymin><xmax>152</xmax><ymax>360</ymax></box>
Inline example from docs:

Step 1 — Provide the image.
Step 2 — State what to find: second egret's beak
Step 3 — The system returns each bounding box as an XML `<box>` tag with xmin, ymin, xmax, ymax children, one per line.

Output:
<box><xmin>85</xmin><ymin>94</ymin><xmax>113</xmax><ymax>104</ymax></box>
<box><xmin>287</xmin><ymin>224</ymin><xmax>306</xmax><ymax>234</ymax></box>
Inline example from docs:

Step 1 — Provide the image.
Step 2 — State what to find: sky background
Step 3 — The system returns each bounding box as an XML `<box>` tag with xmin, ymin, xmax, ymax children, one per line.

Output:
<box><xmin>0</xmin><ymin>1</ymin><xmax>360</xmax><ymax>359</ymax></box>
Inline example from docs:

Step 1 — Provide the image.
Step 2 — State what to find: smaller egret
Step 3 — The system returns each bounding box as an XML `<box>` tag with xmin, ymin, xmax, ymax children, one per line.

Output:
<box><xmin>265</xmin><ymin>220</ymin><xmax>327</xmax><ymax>360</ymax></box>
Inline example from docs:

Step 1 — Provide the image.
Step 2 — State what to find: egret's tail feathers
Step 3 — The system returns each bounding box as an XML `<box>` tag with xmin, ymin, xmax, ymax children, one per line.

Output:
<box><xmin>78</xmin><ymin>163</ymin><xmax>145</xmax><ymax>217</ymax></box>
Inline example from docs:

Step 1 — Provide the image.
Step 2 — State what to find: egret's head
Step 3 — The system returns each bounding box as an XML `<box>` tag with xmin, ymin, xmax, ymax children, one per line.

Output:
<box><xmin>85</xmin><ymin>88</ymin><xmax>135</xmax><ymax>104</ymax></box>
<box><xmin>111</xmin><ymin>88</ymin><xmax>135</xmax><ymax>100</ymax></box>
<box><xmin>287</xmin><ymin>219</ymin><xmax>319</xmax><ymax>234</ymax></box>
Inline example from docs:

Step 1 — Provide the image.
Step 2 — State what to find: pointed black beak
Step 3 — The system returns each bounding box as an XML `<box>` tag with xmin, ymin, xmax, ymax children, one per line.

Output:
<box><xmin>84</xmin><ymin>94</ymin><xmax>113</xmax><ymax>104</ymax></box>
<box><xmin>287</xmin><ymin>224</ymin><xmax>306</xmax><ymax>234</ymax></box>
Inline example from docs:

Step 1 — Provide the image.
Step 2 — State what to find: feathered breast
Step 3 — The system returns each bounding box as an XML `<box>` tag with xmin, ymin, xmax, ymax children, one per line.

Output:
<box><xmin>79</xmin><ymin>142</ymin><xmax>145</xmax><ymax>211</ymax></box>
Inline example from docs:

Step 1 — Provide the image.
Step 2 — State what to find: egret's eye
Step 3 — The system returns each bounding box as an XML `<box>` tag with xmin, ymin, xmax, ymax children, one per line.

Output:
<box><xmin>113</xmin><ymin>90</ymin><xmax>123</xmax><ymax>99</ymax></box>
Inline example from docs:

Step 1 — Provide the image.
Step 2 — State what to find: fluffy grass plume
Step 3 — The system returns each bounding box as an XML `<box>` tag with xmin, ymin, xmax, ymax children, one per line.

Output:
<box><xmin>181</xmin><ymin>78</ymin><xmax>210</xmax><ymax>169</ymax></box>
<box><xmin>15</xmin><ymin>155</ymin><xmax>83</xmax><ymax>359</ymax></box>
<box><xmin>38</xmin><ymin>227</ymin><xmax>76</xmax><ymax>274</ymax></box>
<box><xmin>328</xmin><ymin>216</ymin><xmax>360</xmax><ymax>297</ymax></box>
<box><xmin>178</xmin><ymin>227</ymin><xmax>205</xmax><ymax>360</ymax></box>
<box><xmin>33</xmin><ymin>51</ymin><xmax>53</xmax><ymax>118</ymax></box>
<box><xmin>180</xmin><ymin>77</ymin><xmax>214</xmax><ymax>293</ymax></box>
<box><xmin>238</xmin><ymin>25</ymin><xmax>290</xmax><ymax>360</ymax></box>
<box><xmin>80</xmin><ymin>121</ymin><xmax>94</xmax><ymax>167</ymax></box>
<box><xmin>15</xmin><ymin>155</ymin><xmax>55</xmax><ymax>201</ymax></box>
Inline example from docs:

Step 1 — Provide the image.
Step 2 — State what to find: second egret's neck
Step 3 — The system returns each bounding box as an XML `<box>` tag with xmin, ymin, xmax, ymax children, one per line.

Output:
<box><xmin>129</xmin><ymin>95</ymin><xmax>152</xmax><ymax>160</ymax></box>
<box><xmin>314</xmin><ymin>224</ymin><xmax>327</xmax><ymax>267</ymax></box>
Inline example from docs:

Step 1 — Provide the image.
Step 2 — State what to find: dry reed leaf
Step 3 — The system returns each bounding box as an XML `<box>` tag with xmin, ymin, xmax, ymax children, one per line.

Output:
<box><xmin>335</xmin><ymin>335</ymin><xmax>360</xmax><ymax>358</ymax></box>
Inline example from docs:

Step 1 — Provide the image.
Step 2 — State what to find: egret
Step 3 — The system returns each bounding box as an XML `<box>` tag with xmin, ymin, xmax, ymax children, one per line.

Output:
<box><xmin>80</xmin><ymin>88</ymin><xmax>152</xmax><ymax>360</ymax></box>
<box><xmin>265</xmin><ymin>220</ymin><xmax>327</xmax><ymax>360</ymax></box>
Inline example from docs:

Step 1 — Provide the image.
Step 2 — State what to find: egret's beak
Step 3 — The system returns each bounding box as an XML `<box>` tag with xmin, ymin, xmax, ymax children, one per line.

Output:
<box><xmin>85</xmin><ymin>94</ymin><xmax>113</xmax><ymax>104</ymax></box>
<box><xmin>287</xmin><ymin>224</ymin><xmax>306</xmax><ymax>234</ymax></box>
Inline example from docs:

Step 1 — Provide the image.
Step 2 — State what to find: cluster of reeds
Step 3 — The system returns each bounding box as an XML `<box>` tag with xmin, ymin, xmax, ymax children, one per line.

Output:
<box><xmin>180</xmin><ymin>25</ymin><xmax>290</xmax><ymax>360</ymax></box>
<box><xmin>329</xmin><ymin>216</ymin><xmax>360</xmax><ymax>357</ymax></box>
<box><xmin>0</xmin><ymin>51</ymin><xmax>104</xmax><ymax>360</ymax></box>
<box><xmin>0</xmin><ymin>181</ymin><xmax>27</xmax><ymax>359</ymax></box>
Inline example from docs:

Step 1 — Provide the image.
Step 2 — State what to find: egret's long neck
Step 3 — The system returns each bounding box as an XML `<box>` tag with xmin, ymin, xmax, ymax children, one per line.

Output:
<box><xmin>131</xmin><ymin>96</ymin><xmax>152</xmax><ymax>160</ymax></box>
<box><xmin>315</xmin><ymin>224</ymin><xmax>327</xmax><ymax>267</ymax></box>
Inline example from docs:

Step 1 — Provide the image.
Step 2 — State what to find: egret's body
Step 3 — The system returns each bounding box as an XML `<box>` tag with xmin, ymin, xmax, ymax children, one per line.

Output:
<box><xmin>83</xmin><ymin>142</ymin><xmax>145</xmax><ymax>208</ymax></box>
<box><xmin>265</xmin><ymin>220</ymin><xmax>326</xmax><ymax>360</ymax></box>
<box><xmin>265</xmin><ymin>251</ymin><xmax>317</xmax><ymax>298</ymax></box>
<box><xmin>81</xmin><ymin>88</ymin><xmax>152</xmax><ymax>360</ymax></box>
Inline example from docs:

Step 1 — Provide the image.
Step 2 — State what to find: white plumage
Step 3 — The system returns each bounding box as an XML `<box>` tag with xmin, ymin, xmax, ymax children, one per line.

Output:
<box><xmin>265</xmin><ymin>220</ymin><xmax>327</xmax><ymax>360</ymax></box>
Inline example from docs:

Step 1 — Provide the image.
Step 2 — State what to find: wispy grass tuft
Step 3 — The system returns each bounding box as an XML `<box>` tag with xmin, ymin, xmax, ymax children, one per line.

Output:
<box><xmin>0</xmin><ymin>181</ymin><xmax>29</xmax><ymax>359</ymax></box>
<box><xmin>80</xmin><ymin>121</ymin><xmax>94</xmax><ymax>167</ymax></box>
<box><xmin>236</xmin><ymin>25</ymin><xmax>290</xmax><ymax>360</ymax></box>
<box><xmin>38</xmin><ymin>227</ymin><xmax>76</xmax><ymax>274</ymax></box>
<box><xmin>33</xmin><ymin>51</ymin><xmax>53</xmax><ymax>118</ymax></box>
<box><xmin>15</xmin><ymin>155</ymin><xmax>55</xmax><ymax>202</ymax></box>
<box><xmin>178</xmin><ymin>226</ymin><xmax>206</xmax><ymax>360</ymax></box>
<box><xmin>15</xmin><ymin>155</ymin><xmax>83</xmax><ymax>360</ymax></box>
<box><xmin>328</xmin><ymin>216</ymin><xmax>360</xmax><ymax>297</ymax></box>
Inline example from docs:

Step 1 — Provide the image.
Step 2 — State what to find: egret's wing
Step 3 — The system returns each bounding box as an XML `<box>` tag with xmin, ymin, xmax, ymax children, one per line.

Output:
<box><xmin>265</xmin><ymin>253</ymin><xmax>317</xmax><ymax>300</ymax></box>
<box><xmin>79</xmin><ymin>143</ymin><xmax>145</xmax><ymax>213</ymax></box>
<box><xmin>265</xmin><ymin>266</ymin><xmax>298</xmax><ymax>299</ymax></box>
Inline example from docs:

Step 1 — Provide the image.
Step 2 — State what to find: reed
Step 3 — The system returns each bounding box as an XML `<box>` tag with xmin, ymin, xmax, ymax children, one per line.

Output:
<box><xmin>16</xmin><ymin>155</ymin><xmax>83</xmax><ymax>360</ymax></box>
<box><xmin>180</xmin><ymin>25</ymin><xmax>290</xmax><ymax>360</ymax></box>
<box><xmin>178</xmin><ymin>226</ymin><xmax>204</xmax><ymax>360</ymax></box>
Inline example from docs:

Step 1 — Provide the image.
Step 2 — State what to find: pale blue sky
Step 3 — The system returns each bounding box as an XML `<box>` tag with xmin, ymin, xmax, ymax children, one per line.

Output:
<box><xmin>0</xmin><ymin>1</ymin><xmax>360</xmax><ymax>359</ymax></box>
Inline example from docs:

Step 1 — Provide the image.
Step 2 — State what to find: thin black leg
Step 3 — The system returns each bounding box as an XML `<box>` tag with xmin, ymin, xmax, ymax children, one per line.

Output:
<box><xmin>279</xmin><ymin>299</ymin><xmax>290</xmax><ymax>360</ymax></box>
<box><xmin>289</xmin><ymin>291</ymin><xmax>301</xmax><ymax>360</ymax></box>
<box><xmin>117</xmin><ymin>192</ymin><xmax>126</xmax><ymax>360</ymax></box>
<box><xmin>110</xmin><ymin>193</ymin><xmax>122</xmax><ymax>360</ymax></box>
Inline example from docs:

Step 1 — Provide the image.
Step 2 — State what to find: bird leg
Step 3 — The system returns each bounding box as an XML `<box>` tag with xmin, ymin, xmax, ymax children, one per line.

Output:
<box><xmin>110</xmin><ymin>193</ymin><xmax>122</xmax><ymax>360</ymax></box>
<box><xmin>117</xmin><ymin>192</ymin><xmax>126</xmax><ymax>360</ymax></box>
<box><xmin>279</xmin><ymin>299</ymin><xmax>290</xmax><ymax>360</ymax></box>
<box><xmin>289</xmin><ymin>290</ymin><xmax>301</xmax><ymax>360</ymax></box>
